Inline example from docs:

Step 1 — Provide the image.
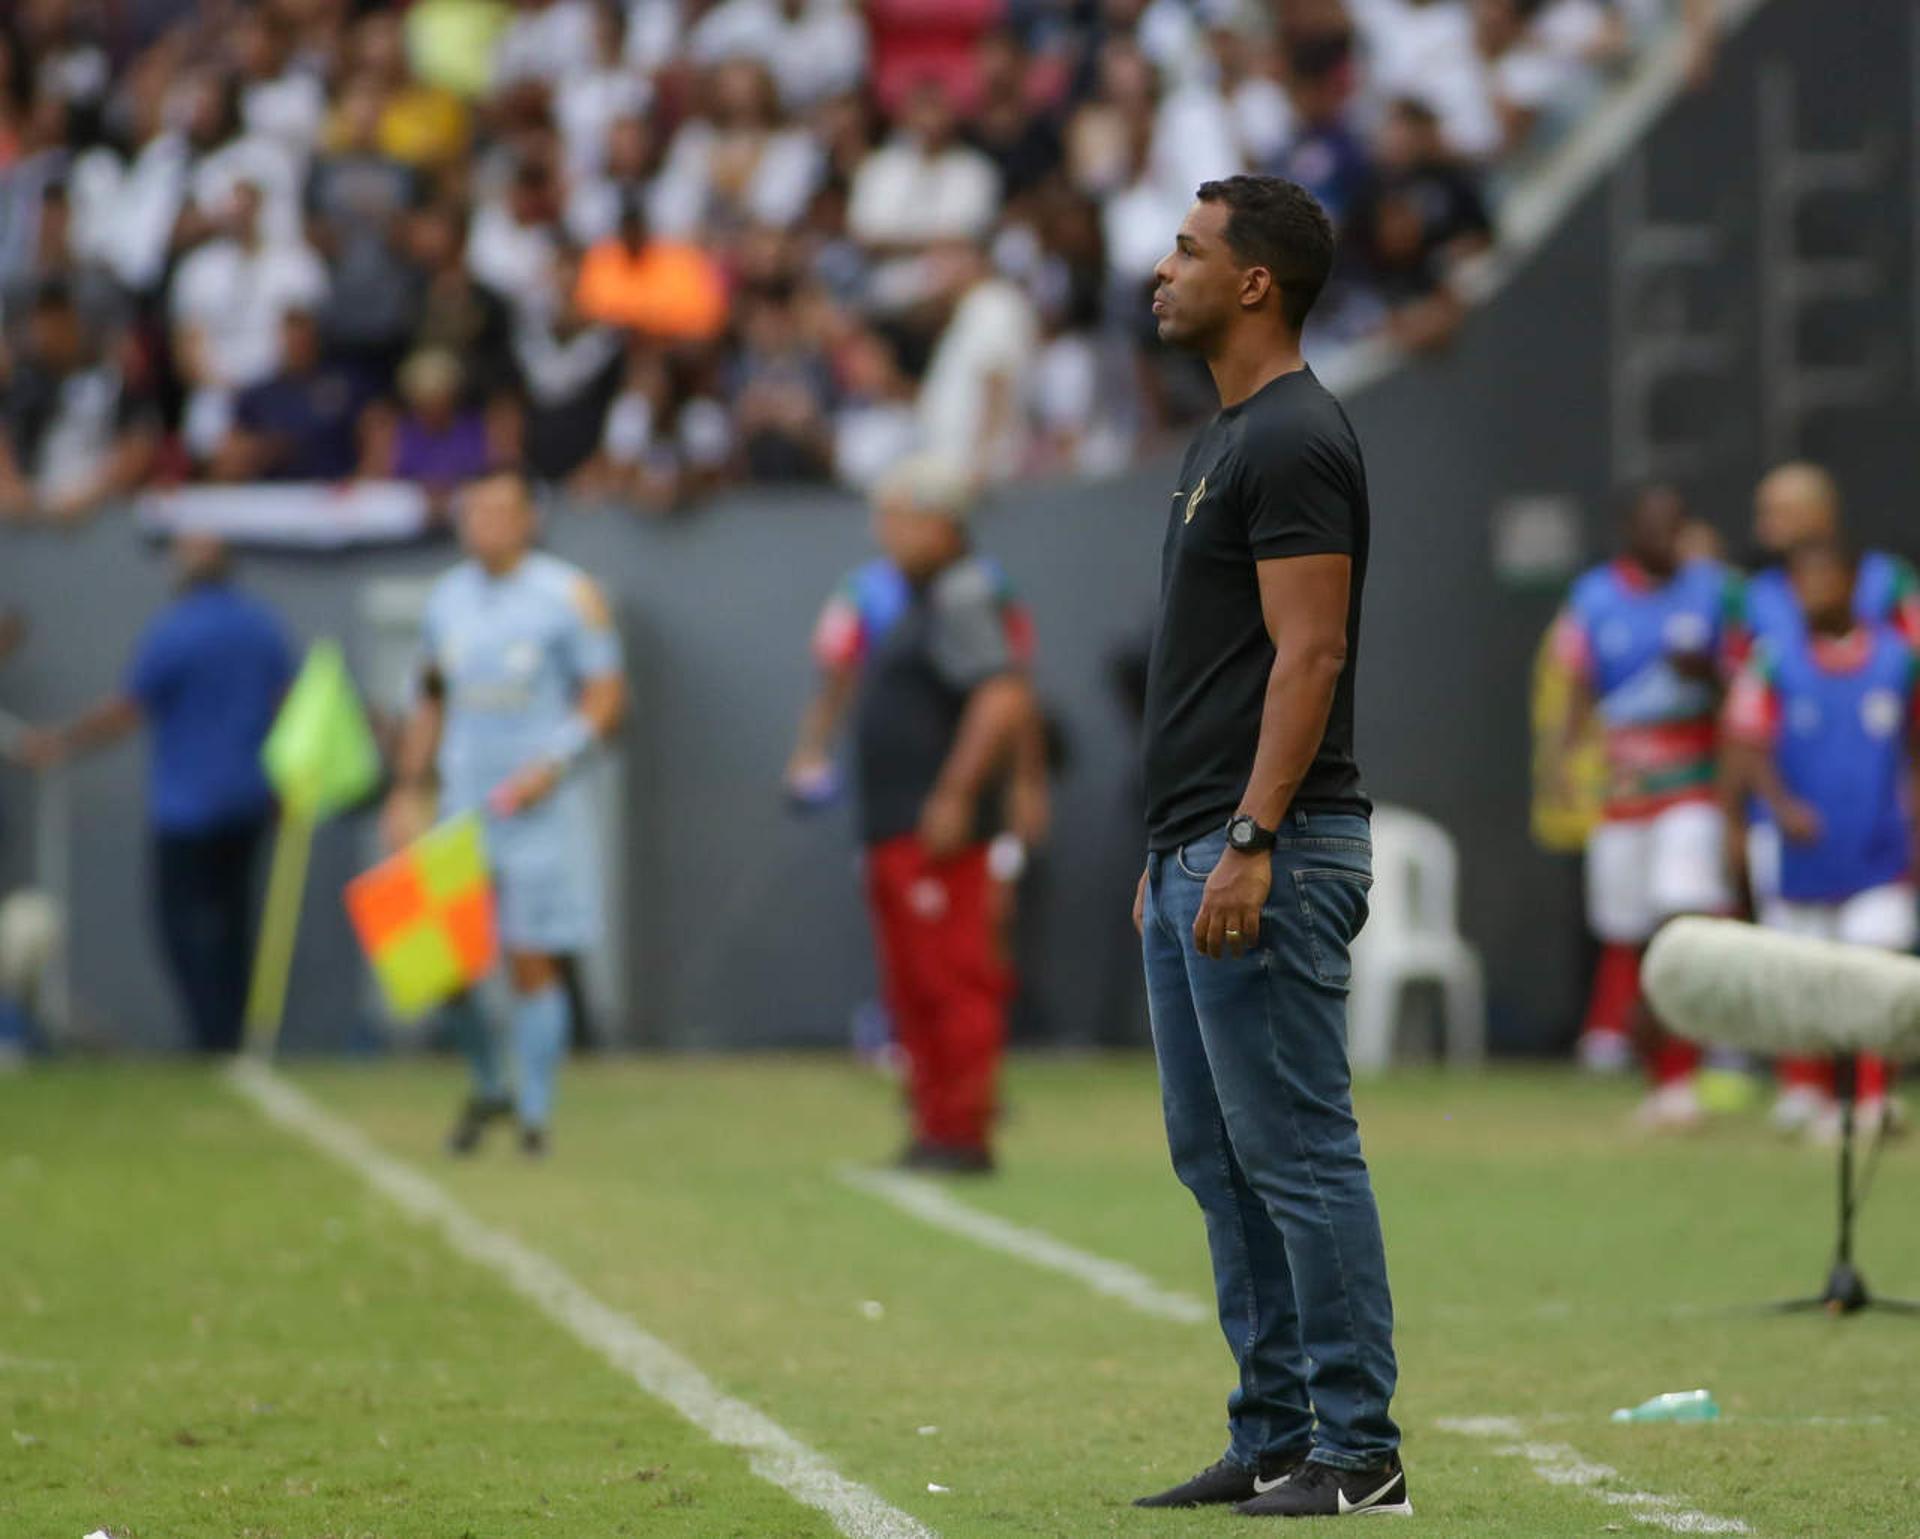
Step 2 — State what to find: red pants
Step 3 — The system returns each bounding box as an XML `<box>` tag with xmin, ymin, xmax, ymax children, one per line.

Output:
<box><xmin>866</xmin><ymin>835</ymin><xmax>1009</xmax><ymax>1151</ymax></box>
<box><xmin>1778</xmin><ymin>1055</ymin><xmax>1893</xmax><ymax>1101</ymax></box>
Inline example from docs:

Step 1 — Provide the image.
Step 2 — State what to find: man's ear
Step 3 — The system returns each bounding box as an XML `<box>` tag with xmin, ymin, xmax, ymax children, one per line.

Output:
<box><xmin>1238</xmin><ymin>265</ymin><xmax>1274</xmax><ymax>311</ymax></box>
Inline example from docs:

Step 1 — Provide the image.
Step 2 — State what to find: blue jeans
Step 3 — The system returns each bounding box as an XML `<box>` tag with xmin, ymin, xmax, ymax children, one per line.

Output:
<box><xmin>1142</xmin><ymin>809</ymin><xmax>1399</xmax><ymax>1471</ymax></box>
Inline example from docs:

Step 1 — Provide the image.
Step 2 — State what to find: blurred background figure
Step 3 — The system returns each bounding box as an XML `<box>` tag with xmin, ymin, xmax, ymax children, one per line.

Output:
<box><xmin>14</xmin><ymin>534</ymin><xmax>293</xmax><ymax>1054</ymax></box>
<box><xmin>1733</xmin><ymin>465</ymin><xmax>1920</xmax><ymax>1133</ymax></box>
<box><xmin>381</xmin><ymin>470</ymin><xmax>626</xmax><ymax>1158</ymax></box>
<box><xmin>1725</xmin><ymin>538</ymin><xmax>1919</xmax><ymax>1142</ymax></box>
<box><xmin>792</xmin><ymin>455</ymin><xmax>1043</xmax><ymax>1172</ymax></box>
<box><xmin>0</xmin><ymin>279</ymin><xmax>158</xmax><ymax>523</ymax></box>
<box><xmin>1551</xmin><ymin>486</ymin><xmax>1740</xmax><ymax>1127</ymax></box>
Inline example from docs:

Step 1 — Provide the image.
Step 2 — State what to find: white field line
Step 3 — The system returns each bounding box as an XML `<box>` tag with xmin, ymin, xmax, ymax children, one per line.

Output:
<box><xmin>1437</xmin><ymin>1416</ymin><xmax>1751</xmax><ymax>1535</ymax></box>
<box><xmin>835</xmin><ymin>1165</ymin><xmax>1209</xmax><ymax>1326</ymax></box>
<box><xmin>227</xmin><ymin>1060</ymin><xmax>934</xmax><ymax>1539</ymax></box>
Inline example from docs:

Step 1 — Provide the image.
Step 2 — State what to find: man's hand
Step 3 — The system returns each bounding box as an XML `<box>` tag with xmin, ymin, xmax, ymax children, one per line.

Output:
<box><xmin>918</xmin><ymin>785</ymin><xmax>976</xmax><ymax>860</ymax></box>
<box><xmin>1008</xmin><ymin>774</ymin><xmax>1050</xmax><ymax>848</ymax></box>
<box><xmin>1777</xmin><ymin>798</ymin><xmax>1823</xmax><ymax>845</ymax></box>
<box><xmin>783</xmin><ymin>749</ymin><xmax>838</xmax><ymax>809</ymax></box>
<box><xmin>1193</xmin><ymin>847</ymin><xmax>1272</xmax><ymax>960</ymax></box>
<box><xmin>490</xmin><ymin>760</ymin><xmax>562</xmax><ymax>818</ymax></box>
<box><xmin>1133</xmin><ymin>866</ymin><xmax>1148</xmax><ymax>937</ymax></box>
<box><xmin>380</xmin><ymin>785</ymin><xmax>435</xmax><ymax>852</ymax></box>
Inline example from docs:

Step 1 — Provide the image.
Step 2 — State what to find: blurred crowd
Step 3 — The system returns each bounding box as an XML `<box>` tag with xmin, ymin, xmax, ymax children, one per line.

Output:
<box><xmin>0</xmin><ymin>0</ymin><xmax>1700</xmax><ymax>524</ymax></box>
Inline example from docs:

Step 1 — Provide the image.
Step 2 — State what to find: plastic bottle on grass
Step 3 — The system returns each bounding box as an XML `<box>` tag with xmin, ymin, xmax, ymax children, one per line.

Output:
<box><xmin>1611</xmin><ymin>1389</ymin><xmax>1720</xmax><ymax>1423</ymax></box>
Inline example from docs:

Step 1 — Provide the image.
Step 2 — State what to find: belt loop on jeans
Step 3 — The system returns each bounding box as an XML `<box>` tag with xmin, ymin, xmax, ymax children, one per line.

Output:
<box><xmin>1291</xmin><ymin>808</ymin><xmax>1309</xmax><ymax>830</ymax></box>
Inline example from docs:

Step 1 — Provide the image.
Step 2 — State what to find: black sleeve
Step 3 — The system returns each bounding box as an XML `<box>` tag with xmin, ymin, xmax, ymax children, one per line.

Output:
<box><xmin>1238</xmin><ymin>421</ymin><xmax>1357</xmax><ymax>562</ymax></box>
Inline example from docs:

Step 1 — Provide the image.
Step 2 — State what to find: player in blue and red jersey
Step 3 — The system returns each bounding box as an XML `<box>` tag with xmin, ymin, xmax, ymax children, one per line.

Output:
<box><xmin>1553</xmin><ymin>485</ymin><xmax>1744</xmax><ymax>1126</ymax></box>
<box><xmin>1724</xmin><ymin>537</ymin><xmax>1920</xmax><ymax>1140</ymax></box>
<box><xmin>1735</xmin><ymin>464</ymin><xmax>1920</xmax><ymax>1131</ymax></box>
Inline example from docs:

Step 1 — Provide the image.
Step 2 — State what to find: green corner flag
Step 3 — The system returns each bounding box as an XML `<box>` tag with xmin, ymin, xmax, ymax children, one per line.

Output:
<box><xmin>262</xmin><ymin>640</ymin><xmax>381</xmax><ymax>819</ymax></box>
<box><xmin>247</xmin><ymin>641</ymin><xmax>382</xmax><ymax>1055</ymax></box>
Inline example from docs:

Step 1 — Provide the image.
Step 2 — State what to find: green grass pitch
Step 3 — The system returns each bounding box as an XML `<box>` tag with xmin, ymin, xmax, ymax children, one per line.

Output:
<box><xmin>4</xmin><ymin>1057</ymin><xmax>1917</xmax><ymax>1537</ymax></box>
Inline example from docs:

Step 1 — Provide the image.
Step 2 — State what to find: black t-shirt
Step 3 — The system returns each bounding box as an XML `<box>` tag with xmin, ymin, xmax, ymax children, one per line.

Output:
<box><xmin>1142</xmin><ymin>365</ymin><xmax>1370</xmax><ymax>852</ymax></box>
<box><xmin>852</xmin><ymin>555</ymin><xmax>1017</xmax><ymax>847</ymax></box>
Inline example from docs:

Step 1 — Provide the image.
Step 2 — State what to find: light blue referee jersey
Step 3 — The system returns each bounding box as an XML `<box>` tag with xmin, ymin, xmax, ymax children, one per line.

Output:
<box><xmin>421</xmin><ymin>552</ymin><xmax>623</xmax><ymax>952</ymax></box>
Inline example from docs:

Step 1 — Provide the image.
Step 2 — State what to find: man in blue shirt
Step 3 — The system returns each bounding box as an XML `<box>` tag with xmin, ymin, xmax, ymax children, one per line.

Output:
<box><xmin>20</xmin><ymin>534</ymin><xmax>294</xmax><ymax>1052</ymax></box>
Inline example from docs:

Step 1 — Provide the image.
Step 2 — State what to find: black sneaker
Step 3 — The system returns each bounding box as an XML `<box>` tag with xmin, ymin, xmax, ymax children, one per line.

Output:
<box><xmin>446</xmin><ymin>1094</ymin><xmax>512</xmax><ymax>1156</ymax></box>
<box><xmin>1236</xmin><ymin>1456</ymin><xmax>1410</xmax><ymax>1518</ymax></box>
<box><xmin>520</xmin><ymin>1126</ymin><xmax>549</xmax><ymax>1159</ymax></box>
<box><xmin>1134</xmin><ymin>1451</ymin><xmax>1310</xmax><ymax>1510</ymax></box>
<box><xmin>898</xmin><ymin>1140</ymin><xmax>995</xmax><ymax>1175</ymax></box>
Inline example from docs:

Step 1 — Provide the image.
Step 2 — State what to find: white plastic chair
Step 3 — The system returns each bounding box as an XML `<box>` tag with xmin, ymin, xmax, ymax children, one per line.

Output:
<box><xmin>1347</xmin><ymin>804</ymin><xmax>1486</xmax><ymax>1072</ymax></box>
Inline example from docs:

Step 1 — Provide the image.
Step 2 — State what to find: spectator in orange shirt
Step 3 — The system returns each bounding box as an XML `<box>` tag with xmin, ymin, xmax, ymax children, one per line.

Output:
<box><xmin>575</xmin><ymin>195</ymin><xmax>729</xmax><ymax>344</ymax></box>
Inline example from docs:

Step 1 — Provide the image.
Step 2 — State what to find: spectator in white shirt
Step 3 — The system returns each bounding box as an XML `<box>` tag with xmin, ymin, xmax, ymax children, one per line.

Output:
<box><xmin>648</xmin><ymin>57</ymin><xmax>822</xmax><ymax>240</ymax></box>
<box><xmin>566</xmin><ymin>112</ymin><xmax>663</xmax><ymax>246</ymax></box>
<box><xmin>169</xmin><ymin>180</ymin><xmax>328</xmax><ymax>460</ymax></box>
<box><xmin>172</xmin><ymin>68</ymin><xmax>307</xmax><ymax>252</ymax></box>
<box><xmin>916</xmin><ymin>242</ymin><xmax>1037</xmax><ymax>487</ymax></box>
<box><xmin>833</xmin><ymin>327</ymin><xmax>922</xmax><ymax>493</ymax></box>
<box><xmin>688</xmin><ymin>0</ymin><xmax>867</xmax><ymax>112</ymax></box>
<box><xmin>468</xmin><ymin>159</ymin><xmax>563</xmax><ymax>316</ymax></box>
<box><xmin>623</xmin><ymin>0</ymin><xmax>686</xmax><ymax>77</ymax></box>
<box><xmin>1349</xmin><ymin>0</ymin><xmax>1503</xmax><ymax>163</ymax></box>
<box><xmin>1206</xmin><ymin>20</ymin><xmax>1293</xmax><ymax>167</ymax></box>
<box><xmin>849</xmin><ymin>79</ymin><xmax>1000</xmax><ymax>253</ymax></box>
<box><xmin>1474</xmin><ymin>0</ymin><xmax>1600</xmax><ymax>156</ymax></box>
<box><xmin>556</xmin><ymin>2</ymin><xmax>651</xmax><ymax>183</ymax></box>
<box><xmin>232</xmin><ymin>8</ymin><xmax>326</xmax><ymax>160</ymax></box>
<box><xmin>492</xmin><ymin>0</ymin><xmax>600</xmax><ymax>89</ymax></box>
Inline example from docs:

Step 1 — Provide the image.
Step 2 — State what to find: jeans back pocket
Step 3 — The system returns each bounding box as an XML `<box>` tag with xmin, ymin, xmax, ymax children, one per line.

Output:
<box><xmin>1291</xmin><ymin>868</ymin><xmax>1373</xmax><ymax>988</ymax></box>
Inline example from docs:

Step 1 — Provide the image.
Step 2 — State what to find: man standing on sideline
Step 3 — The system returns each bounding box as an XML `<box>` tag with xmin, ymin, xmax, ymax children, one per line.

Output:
<box><xmin>18</xmin><ymin>534</ymin><xmax>294</xmax><ymax>1054</ymax></box>
<box><xmin>382</xmin><ymin>471</ymin><xmax>626</xmax><ymax>1158</ymax></box>
<box><xmin>1132</xmin><ymin>177</ymin><xmax>1407</xmax><ymax>1519</ymax></box>
<box><xmin>814</xmin><ymin>454</ymin><xmax>1045</xmax><ymax>1173</ymax></box>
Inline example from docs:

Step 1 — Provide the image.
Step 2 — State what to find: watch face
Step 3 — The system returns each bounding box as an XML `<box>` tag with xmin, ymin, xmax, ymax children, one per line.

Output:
<box><xmin>1229</xmin><ymin>818</ymin><xmax>1253</xmax><ymax>849</ymax></box>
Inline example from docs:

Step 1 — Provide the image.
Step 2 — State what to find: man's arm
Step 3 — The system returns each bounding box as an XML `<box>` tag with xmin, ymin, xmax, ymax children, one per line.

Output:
<box><xmin>1191</xmin><ymin>553</ymin><xmax>1350</xmax><ymax>959</ymax></box>
<box><xmin>785</xmin><ymin>663</ymin><xmax>858</xmax><ymax>794</ymax></box>
<box><xmin>379</xmin><ymin>675</ymin><xmax>446</xmax><ymax>850</ymax></box>
<box><xmin>1004</xmin><ymin>703</ymin><xmax>1051</xmax><ymax>848</ymax></box>
<box><xmin>1722</xmin><ymin>662</ymin><xmax>1818</xmax><ymax>844</ymax></box>
<box><xmin>489</xmin><ymin>576</ymin><xmax>629</xmax><ymax>817</ymax></box>
<box><xmin>17</xmin><ymin>694</ymin><xmax>142</xmax><ymax>769</ymax></box>
<box><xmin>919</xmin><ymin>673</ymin><xmax>1039</xmax><ymax>858</ymax></box>
<box><xmin>1724</xmin><ymin>738</ymin><xmax>1817</xmax><ymax>844</ymax></box>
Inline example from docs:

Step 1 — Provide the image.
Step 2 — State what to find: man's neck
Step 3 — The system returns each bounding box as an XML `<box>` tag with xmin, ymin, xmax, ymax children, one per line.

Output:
<box><xmin>480</xmin><ymin>552</ymin><xmax>528</xmax><ymax>579</ymax></box>
<box><xmin>1208</xmin><ymin>331</ymin><xmax>1307</xmax><ymax>409</ymax></box>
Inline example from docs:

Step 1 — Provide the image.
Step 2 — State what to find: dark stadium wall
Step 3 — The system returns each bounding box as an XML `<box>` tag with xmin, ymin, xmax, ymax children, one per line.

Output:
<box><xmin>2</xmin><ymin>0</ymin><xmax>1914</xmax><ymax>1055</ymax></box>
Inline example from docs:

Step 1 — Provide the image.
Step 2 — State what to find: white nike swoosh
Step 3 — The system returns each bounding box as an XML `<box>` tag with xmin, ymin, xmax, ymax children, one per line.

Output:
<box><xmin>1337</xmin><ymin>1475</ymin><xmax>1402</xmax><ymax>1514</ymax></box>
<box><xmin>1252</xmin><ymin>1474</ymin><xmax>1290</xmax><ymax>1494</ymax></box>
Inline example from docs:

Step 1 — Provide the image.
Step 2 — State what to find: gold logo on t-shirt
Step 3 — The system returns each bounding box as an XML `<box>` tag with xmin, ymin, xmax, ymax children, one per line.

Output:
<box><xmin>1184</xmin><ymin>476</ymin><xmax>1208</xmax><ymax>524</ymax></box>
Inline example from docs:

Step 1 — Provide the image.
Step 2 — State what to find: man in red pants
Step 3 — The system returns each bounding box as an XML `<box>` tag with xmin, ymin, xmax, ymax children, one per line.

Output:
<box><xmin>844</xmin><ymin>455</ymin><xmax>1044</xmax><ymax>1172</ymax></box>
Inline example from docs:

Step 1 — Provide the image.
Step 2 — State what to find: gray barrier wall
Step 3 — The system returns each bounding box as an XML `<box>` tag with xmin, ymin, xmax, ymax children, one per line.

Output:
<box><xmin>1</xmin><ymin>0</ymin><xmax>1914</xmax><ymax>1054</ymax></box>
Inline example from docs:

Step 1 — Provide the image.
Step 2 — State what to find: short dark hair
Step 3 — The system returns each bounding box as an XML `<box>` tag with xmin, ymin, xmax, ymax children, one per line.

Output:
<box><xmin>1195</xmin><ymin>175</ymin><xmax>1334</xmax><ymax>330</ymax></box>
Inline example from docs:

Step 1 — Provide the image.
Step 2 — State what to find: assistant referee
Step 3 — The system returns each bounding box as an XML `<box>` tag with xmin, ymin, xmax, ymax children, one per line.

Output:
<box><xmin>1130</xmin><ymin>176</ymin><xmax>1406</xmax><ymax>1521</ymax></box>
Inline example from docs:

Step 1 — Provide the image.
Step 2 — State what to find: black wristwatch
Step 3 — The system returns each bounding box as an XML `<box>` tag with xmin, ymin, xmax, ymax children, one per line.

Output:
<box><xmin>1226</xmin><ymin>814</ymin><xmax>1277</xmax><ymax>854</ymax></box>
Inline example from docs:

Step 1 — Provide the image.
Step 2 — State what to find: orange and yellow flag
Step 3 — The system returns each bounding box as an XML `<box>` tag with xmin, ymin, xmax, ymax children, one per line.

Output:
<box><xmin>345</xmin><ymin>814</ymin><xmax>496</xmax><ymax>1021</ymax></box>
